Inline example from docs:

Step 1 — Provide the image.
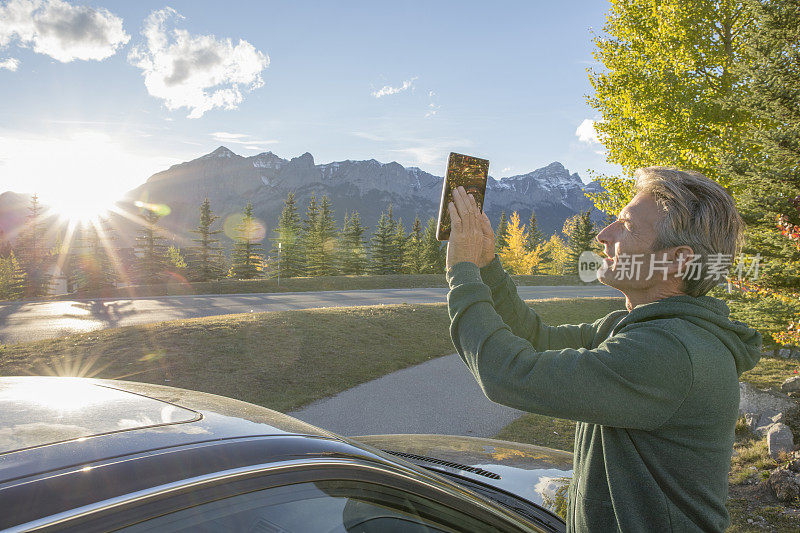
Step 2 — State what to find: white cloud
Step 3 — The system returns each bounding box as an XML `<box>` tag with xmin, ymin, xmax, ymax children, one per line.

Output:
<box><xmin>576</xmin><ymin>118</ymin><xmax>600</xmax><ymax>144</ymax></box>
<box><xmin>389</xmin><ymin>138</ymin><xmax>472</xmax><ymax>168</ymax></box>
<box><xmin>0</xmin><ymin>57</ymin><xmax>19</xmax><ymax>70</ymax></box>
<box><xmin>351</xmin><ymin>131</ymin><xmax>385</xmax><ymax>142</ymax></box>
<box><xmin>0</xmin><ymin>0</ymin><xmax>129</xmax><ymax>63</ymax></box>
<box><xmin>210</xmin><ymin>131</ymin><xmax>277</xmax><ymax>148</ymax></box>
<box><xmin>425</xmin><ymin>90</ymin><xmax>441</xmax><ymax>118</ymax></box>
<box><xmin>128</xmin><ymin>8</ymin><xmax>269</xmax><ymax>119</ymax></box>
<box><xmin>371</xmin><ymin>76</ymin><xmax>417</xmax><ymax>98</ymax></box>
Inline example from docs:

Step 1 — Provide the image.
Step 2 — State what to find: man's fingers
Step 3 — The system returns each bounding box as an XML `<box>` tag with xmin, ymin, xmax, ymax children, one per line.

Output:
<box><xmin>452</xmin><ymin>186</ymin><xmax>471</xmax><ymax>218</ymax></box>
<box><xmin>480</xmin><ymin>211</ymin><xmax>494</xmax><ymax>238</ymax></box>
<box><xmin>448</xmin><ymin>202</ymin><xmax>462</xmax><ymax>233</ymax></box>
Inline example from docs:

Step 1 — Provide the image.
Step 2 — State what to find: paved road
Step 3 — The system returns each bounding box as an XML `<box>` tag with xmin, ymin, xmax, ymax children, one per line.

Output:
<box><xmin>0</xmin><ymin>285</ymin><xmax>622</xmax><ymax>344</ymax></box>
<box><xmin>289</xmin><ymin>353</ymin><xmax>528</xmax><ymax>438</ymax></box>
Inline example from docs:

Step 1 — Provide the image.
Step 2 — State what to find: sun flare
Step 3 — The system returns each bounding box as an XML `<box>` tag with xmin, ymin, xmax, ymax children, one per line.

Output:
<box><xmin>0</xmin><ymin>131</ymin><xmax>169</xmax><ymax>224</ymax></box>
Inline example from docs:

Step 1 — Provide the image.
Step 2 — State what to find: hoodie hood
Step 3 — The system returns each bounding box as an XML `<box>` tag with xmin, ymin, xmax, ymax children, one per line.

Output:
<box><xmin>613</xmin><ymin>295</ymin><xmax>762</xmax><ymax>376</ymax></box>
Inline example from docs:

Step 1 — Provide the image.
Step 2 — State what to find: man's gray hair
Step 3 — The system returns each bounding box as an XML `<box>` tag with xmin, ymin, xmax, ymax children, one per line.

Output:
<box><xmin>634</xmin><ymin>166</ymin><xmax>744</xmax><ymax>297</ymax></box>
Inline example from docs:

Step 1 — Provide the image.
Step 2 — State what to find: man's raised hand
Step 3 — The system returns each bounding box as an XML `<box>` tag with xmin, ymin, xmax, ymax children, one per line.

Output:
<box><xmin>446</xmin><ymin>186</ymin><xmax>496</xmax><ymax>271</ymax></box>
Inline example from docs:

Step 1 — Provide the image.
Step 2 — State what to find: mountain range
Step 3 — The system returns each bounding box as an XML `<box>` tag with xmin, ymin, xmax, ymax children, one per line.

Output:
<box><xmin>0</xmin><ymin>147</ymin><xmax>605</xmax><ymax>250</ymax></box>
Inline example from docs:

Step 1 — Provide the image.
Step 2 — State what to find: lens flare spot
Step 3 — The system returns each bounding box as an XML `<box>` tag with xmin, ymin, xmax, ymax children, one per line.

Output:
<box><xmin>224</xmin><ymin>213</ymin><xmax>266</xmax><ymax>242</ymax></box>
<box><xmin>134</xmin><ymin>201</ymin><xmax>171</xmax><ymax>217</ymax></box>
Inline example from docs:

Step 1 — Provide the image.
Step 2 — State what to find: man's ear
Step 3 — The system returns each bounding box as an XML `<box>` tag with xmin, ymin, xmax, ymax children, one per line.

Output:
<box><xmin>669</xmin><ymin>245</ymin><xmax>696</xmax><ymax>276</ymax></box>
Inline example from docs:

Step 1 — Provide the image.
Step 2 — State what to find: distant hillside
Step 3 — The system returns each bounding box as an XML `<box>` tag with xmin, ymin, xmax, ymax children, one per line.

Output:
<box><xmin>1</xmin><ymin>147</ymin><xmax>606</xmax><ymax>250</ymax></box>
<box><xmin>124</xmin><ymin>146</ymin><xmax>605</xmax><ymax>243</ymax></box>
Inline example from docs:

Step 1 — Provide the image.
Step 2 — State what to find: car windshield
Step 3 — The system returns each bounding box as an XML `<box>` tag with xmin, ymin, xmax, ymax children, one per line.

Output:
<box><xmin>1</xmin><ymin>1</ymin><xmax>793</xmax><ymax>531</ymax></box>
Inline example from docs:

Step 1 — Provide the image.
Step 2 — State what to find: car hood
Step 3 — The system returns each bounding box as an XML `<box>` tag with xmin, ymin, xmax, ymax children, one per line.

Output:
<box><xmin>351</xmin><ymin>434</ymin><xmax>573</xmax><ymax>515</ymax></box>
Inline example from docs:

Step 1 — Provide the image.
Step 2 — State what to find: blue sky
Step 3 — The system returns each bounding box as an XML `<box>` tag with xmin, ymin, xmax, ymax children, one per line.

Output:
<box><xmin>0</xmin><ymin>0</ymin><xmax>618</xmax><ymax>210</ymax></box>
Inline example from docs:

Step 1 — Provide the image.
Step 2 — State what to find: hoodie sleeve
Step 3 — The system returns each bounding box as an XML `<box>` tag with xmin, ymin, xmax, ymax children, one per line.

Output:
<box><xmin>447</xmin><ymin>261</ymin><xmax>693</xmax><ymax>430</ymax></box>
<box><xmin>471</xmin><ymin>255</ymin><xmax>598</xmax><ymax>350</ymax></box>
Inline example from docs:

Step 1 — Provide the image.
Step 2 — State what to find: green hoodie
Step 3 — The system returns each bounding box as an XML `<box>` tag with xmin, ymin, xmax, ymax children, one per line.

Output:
<box><xmin>446</xmin><ymin>257</ymin><xmax>762</xmax><ymax>532</ymax></box>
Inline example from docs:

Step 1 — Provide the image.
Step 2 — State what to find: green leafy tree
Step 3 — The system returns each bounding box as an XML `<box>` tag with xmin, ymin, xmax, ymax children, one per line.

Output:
<box><xmin>188</xmin><ymin>198</ymin><xmax>225</xmax><ymax>282</ymax></box>
<box><xmin>720</xmin><ymin>0</ymin><xmax>800</xmax><ymax>348</ymax></box>
<box><xmin>0</xmin><ymin>251</ymin><xmax>25</xmax><ymax>300</ymax></box>
<box><xmin>230</xmin><ymin>203</ymin><xmax>265</xmax><ymax>279</ymax></box>
<box><xmin>337</xmin><ymin>210</ymin><xmax>368</xmax><ymax>275</ymax></box>
<box><xmin>167</xmin><ymin>245</ymin><xmax>188</xmax><ymax>277</ymax></box>
<box><xmin>495</xmin><ymin>211</ymin><xmax>509</xmax><ymax>253</ymax></box>
<box><xmin>421</xmin><ymin>217</ymin><xmax>446</xmax><ymax>274</ymax></box>
<box><xmin>586</xmin><ymin>0</ymin><xmax>753</xmax><ymax>212</ymax></box>
<box><xmin>134</xmin><ymin>210</ymin><xmax>170</xmax><ymax>285</ymax></box>
<box><xmin>563</xmin><ymin>212</ymin><xmax>599</xmax><ymax>275</ymax></box>
<box><xmin>271</xmin><ymin>192</ymin><xmax>305</xmax><ymax>278</ymax></box>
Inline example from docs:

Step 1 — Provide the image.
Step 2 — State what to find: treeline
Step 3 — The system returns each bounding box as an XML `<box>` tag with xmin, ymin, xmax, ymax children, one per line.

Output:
<box><xmin>0</xmin><ymin>191</ymin><xmax>599</xmax><ymax>299</ymax></box>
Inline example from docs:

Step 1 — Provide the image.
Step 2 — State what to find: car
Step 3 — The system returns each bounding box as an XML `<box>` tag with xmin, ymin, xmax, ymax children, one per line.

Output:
<box><xmin>0</xmin><ymin>376</ymin><xmax>573</xmax><ymax>532</ymax></box>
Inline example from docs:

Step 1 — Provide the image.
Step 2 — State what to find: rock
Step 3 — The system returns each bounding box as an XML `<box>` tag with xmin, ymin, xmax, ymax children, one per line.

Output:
<box><xmin>768</xmin><ymin>468</ymin><xmax>800</xmax><ymax>502</ymax></box>
<box><xmin>739</xmin><ymin>382</ymin><xmax>797</xmax><ymax>436</ymax></box>
<box><xmin>782</xmin><ymin>376</ymin><xmax>800</xmax><ymax>393</ymax></box>
<box><xmin>768</xmin><ymin>423</ymin><xmax>794</xmax><ymax>459</ymax></box>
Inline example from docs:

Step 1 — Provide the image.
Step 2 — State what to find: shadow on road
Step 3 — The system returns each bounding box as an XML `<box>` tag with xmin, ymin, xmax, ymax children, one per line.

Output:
<box><xmin>71</xmin><ymin>300</ymin><xmax>136</xmax><ymax>327</ymax></box>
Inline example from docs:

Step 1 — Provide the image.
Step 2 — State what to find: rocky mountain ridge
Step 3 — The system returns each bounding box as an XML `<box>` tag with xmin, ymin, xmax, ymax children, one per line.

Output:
<box><xmin>1</xmin><ymin>147</ymin><xmax>606</xmax><ymax>249</ymax></box>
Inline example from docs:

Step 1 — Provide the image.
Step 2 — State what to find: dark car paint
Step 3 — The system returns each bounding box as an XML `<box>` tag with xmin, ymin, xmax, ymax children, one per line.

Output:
<box><xmin>0</xmin><ymin>377</ymin><xmax>570</xmax><ymax>531</ymax></box>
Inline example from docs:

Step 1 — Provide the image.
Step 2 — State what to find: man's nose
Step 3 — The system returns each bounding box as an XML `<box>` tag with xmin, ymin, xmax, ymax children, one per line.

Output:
<box><xmin>596</xmin><ymin>223</ymin><xmax>613</xmax><ymax>246</ymax></box>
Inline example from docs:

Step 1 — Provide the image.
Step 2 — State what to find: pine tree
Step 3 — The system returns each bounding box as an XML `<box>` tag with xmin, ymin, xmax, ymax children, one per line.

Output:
<box><xmin>0</xmin><ymin>251</ymin><xmax>25</xmax><ymax>300</ymax></box>
<box><xmin>421</xmin><ymin>217</ymin><xmax>446</xmax><ymax>274</ymax></box>
<box><xmin>337</xmin><ymin>210</ymin><xmax>369</xmax><ymax>275</ymax></box>
<box><xmin>495</xmin><ymin>211</ymin><xmax>509</xmax><ymax>253</ymax></box>
<box><xmin>188</xmin><ymin>198</ymin><xmax>225</xmax><ymax>282</ymax></box>
<box><xmin>404</xmin><ymin>216</ymin><xmax>424</xmax><ymax>274</ymax></box>
<box><xmin>720</xmin><ymin>0</ymin><xmax>800</xmax><ymax>348</ymax></box>
<box><xmin>230</xmin><ymin>203</ymin><xmax>265</xmax><ymax>279</ymax></box>
<box><xmin>309</xmin><ymin>195</ymin><xmax>337</xmax><ymax>276</ymax></box>
<box><xmin>563</xmin><ymin>212</ymin><xmax>598</xmax><ymax>275</ymax></box>
<box><xmin>370</xmin><ymin>210</ymin><xmax>395</xmax><ymax>275</ymax></box>
<box><xmin>301</xmin><ymin>193</ymin><xmax>321</xmax><ymax>276</ymax></box>
<box><xmin>498</xmin><ymin>212</ymin><xmax>540</xmax><ymax>275</ymax></box>
<box><xmin>134</xmin><ymin>210</ymin><xmax>170</xmax><ymax>285</ymax></box>
<box><xmin>68</xmin><ymin>220</ymin><xmax>118</xmax><ymax>293</ymax></box>
<box><xmin>17</xmin><ymin>194</ymin><xmax>52</xmax><ymax>297</ymax></box>
<box><xmin>391</xmin><ymin>217</ymin><xmax>407</xmax><ymax>274</ymax></box>
<box><xmin>271</xmin><ymin>192</ymin><xmax>305</xmax><ymax>278</ymax></box>
<box><xmin>525</xmin><ymin>210</ymin><xmax>544</xmax><ymax>253</ymax></box>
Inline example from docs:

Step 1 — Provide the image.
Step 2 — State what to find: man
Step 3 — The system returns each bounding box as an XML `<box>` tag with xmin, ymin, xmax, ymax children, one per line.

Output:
<box><xmin>445</xmin><ymin>167</ymin><xmax>762</xmax><ymax>532</ymax></box>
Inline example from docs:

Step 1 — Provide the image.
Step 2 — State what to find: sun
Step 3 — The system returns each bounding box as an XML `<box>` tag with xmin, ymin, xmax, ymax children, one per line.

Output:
<box><xmin>19</xmin><ymin>132</ymin><xmax>144</xmax><ymax>224</ymax></box>
<box><xmin>45</xmin><ymin>192</ymin><xmax>118</xmax><ymax>224</ymax></box>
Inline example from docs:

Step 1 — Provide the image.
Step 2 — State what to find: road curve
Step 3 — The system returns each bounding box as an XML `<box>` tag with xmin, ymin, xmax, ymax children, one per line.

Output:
<box><xmin>0</xmin><ymin>285</ymin><xmax>622</xmax><ymax>345</ymax></box>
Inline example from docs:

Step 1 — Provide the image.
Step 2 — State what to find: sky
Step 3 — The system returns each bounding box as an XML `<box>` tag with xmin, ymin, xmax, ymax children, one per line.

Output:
<box><xmin>0</xmin><ymin>0</ymin><xmax>619</xmax><ymax>212</ymax></box>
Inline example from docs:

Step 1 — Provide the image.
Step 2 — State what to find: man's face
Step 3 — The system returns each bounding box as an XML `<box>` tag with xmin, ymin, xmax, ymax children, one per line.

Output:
<box><xmin>595</xmin><ymin>192</ymin><xmax>666</xmax><ymax>290</ymax></box>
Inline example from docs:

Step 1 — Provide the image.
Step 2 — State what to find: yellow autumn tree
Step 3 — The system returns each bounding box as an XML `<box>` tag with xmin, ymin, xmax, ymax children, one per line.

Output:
<box><xmin>498</xmin><ymin>212</ymin><xmax>540</xmax><ymax>275</ymax></box>
<box><xmin>540</xmin><ymin>234</ymin><xmax>570</xmax><ymax>275</ymax></box>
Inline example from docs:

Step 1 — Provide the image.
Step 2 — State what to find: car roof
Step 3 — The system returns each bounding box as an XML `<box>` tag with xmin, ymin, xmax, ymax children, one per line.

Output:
<box><xmin>0</xmin><ymin>376</ymin><xmax>336</xmax><ymax>483</ymax></box>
